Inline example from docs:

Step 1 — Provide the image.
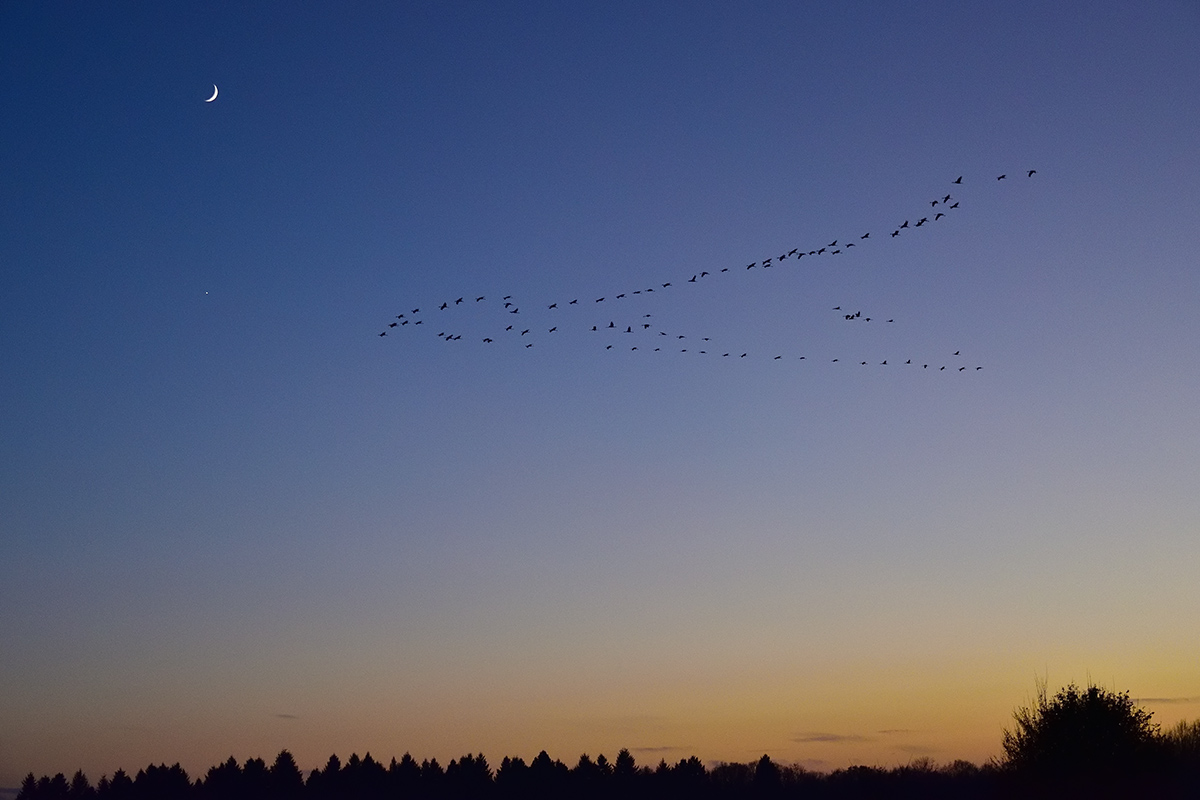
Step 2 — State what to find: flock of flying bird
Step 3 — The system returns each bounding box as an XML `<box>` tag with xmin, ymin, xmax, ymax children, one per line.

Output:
<box><xmin>378</xmin><ymin>171</ymin><xmax>1038</xmax><ymax>372</ymax></box>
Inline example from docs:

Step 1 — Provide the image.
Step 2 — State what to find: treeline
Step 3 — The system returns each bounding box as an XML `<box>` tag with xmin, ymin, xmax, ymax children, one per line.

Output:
<box><xmin>17</xmin><ymin>750</ymin><xmax>1002</xmax><ymax>800</ymax></box>
<box><xmin>15</xmin><ymin>739</ymin><xmax>1200</xmax><ymax>800</ymax></box>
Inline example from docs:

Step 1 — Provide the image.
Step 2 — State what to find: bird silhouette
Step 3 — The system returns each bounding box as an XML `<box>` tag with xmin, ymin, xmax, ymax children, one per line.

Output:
<box><xmin>954</xmin><ymin>176</ymin><xmax>962</xmax><ymax>184</ymax></box>
<box><xmin>701</xmin><ymin>271</ymin><xmax>710</xmax><ymax>276</ymax></box>
<box><xmin>569</xmin><ymin>299</ymin><xmax>578</xmax><ymax>304</ymax></box>
<box><xmin>503</xmin><ymin>296</ymin><xmax>512</xmax><ymax>300</ymax></box>
<box><xmin>935</xmin><ymin>213</ymin><xmax>944</xmax><ymax>220</ymax></box>
<box><xmin>506</xmin><ymin>325</ymin><xmax>513</xmax><ymax>331</ymax></box>
<box><xmin>1027</xmin><ymin>169</ymin><xmax>1036</xmax><ymax>177</ymax></box>
<box><xmin>548</xmin><ymin>303</ymin><xmax>557</xmax><ymax>309</ymax></box>
<box><xmin>689</xmin><ymin>275</ymin><xmax>697</xmax><ymax>282</ymax></box>
<box><xmin>900</xmin><ymin>221</ymin><xmax>909</xmax><ymax>228</ymax></box>
<box><xmin>949</xmin><ymin>202</ymin><xmax>959</xmax><ymax>208</ymax></box>
<box><xmin>596</xmin><ymin>297</ymin><xmax>605</xmax><ymax>302</ymax></box>
<box><xmin>455</xmin><ymin>297</ymin><xmax>463</xmax><ymax>305</ymax></box>
<box><xmin>931</xmin><ymin>200</ymin><xmax>939</xmax><ymax>207</ymax></box>
<box><xmin>549</xmin><ymin>327</ymin><xmax>557</xmax><ymax>333</ymax></box>
<box><xmin>997</xmin><ymin>174</ymin><xmax>1006</xmax><ymax>180</ymax></box>
<box><xmin>828</xmin><ymin>240</ymin><xmax>837</xmax><ymax>247</ymax></box>
<box><xmin>954</xmin><ymin>351</ymin><xmax>960</xmax><ymax>355</ymax></box>
<box><xmin>389</xmin><ymin>322</ymin><xmax>397</xmax><ymax>327</ymax></box>
<box><xmin>440</xmin><ymin>302</ymin><xmax>448</xmax><ymax>310</ymax></box>
<box><xmin>891</xmin><ymin>230</ymin><xmax>899</xmax><ymax>237</ymax></box>
<box><xmin>625</xmin><ymin>326</ymin><xmax>632</xmax><ymax>333</ymax></box>
<box><xmin>378</xmin><ymin>331</ymin><xmax>386</xmax><ymax>336</ymax></box>
<box><xmin>412</xmin><ymin>308</ymin><xmax>420</xmax><ymax>314</ymax></box>
<box><xmin>475</xmin><ymin>296</ymin><xmax>484</xmax><ymax>302</ymax></box>
<box><xmin>608</xmin><ymin>321</ymin><xmax>615</xmax><ymax>328</ymax></box>
<box><xmin>521</xmin><ymin>329</ymin><xmax>529</xmax><ymax>335</ymax></box>
<box><xmin>861</xmin><ymin>233</ymin><xmax>869</xmax><ymax>239</ymax></box>
<box><xmin>662</xmin><ymin>283</ymin><xmax>671</xmax><ymax>287</ymax></box>
<box><xmin>617</xmin><ymin>293</ymin><xmax>625</xmax><ymax>298</ymax></box>
<box><xmin>483</xmin><ymin>338</ymin><xmax>492</xmax><ymax>343</ymax></box>
<box><xmin>943</xmin><ymin>195</ymin><xmax>951</xmax><ymax>202</ymax></box>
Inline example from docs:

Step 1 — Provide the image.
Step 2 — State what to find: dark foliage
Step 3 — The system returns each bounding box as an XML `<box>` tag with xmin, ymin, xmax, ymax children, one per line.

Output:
<box><xmin>17</xmin><ymin>709</ymin><xmax>1200</xmax><ymax>800</ymax></box>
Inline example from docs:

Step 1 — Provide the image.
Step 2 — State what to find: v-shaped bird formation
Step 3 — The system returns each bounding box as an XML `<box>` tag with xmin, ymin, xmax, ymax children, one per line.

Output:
<box><xmin>377</xmin><ymin>170</ymin><xmax>1038</xmax><ymax>373</ymax></box>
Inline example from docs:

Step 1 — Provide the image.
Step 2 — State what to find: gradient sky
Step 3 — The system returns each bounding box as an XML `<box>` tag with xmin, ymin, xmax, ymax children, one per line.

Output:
<box><xmin>3</xmin><ymin>0</ymin><xmax>1199</xmax><ymax>786</ymax></box>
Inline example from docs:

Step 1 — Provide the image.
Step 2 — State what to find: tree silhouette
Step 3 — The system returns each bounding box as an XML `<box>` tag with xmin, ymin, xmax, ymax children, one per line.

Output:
<box><xmin>1002</xmin><ymin>680</ymin><xmax>1161</xmax><ymax>785</ymax></box>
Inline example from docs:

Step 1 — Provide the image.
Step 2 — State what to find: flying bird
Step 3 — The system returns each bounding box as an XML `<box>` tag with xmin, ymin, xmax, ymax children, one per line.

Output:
<box><xmin>455</xmin><ymin>298</ymin><xmax>463</xmax><ymax>305</ymax></box>
<box><xmin>954</xmin><ymin>176</ymin><xmax>962</xmax><ymax>184</ymax></box>
<box><xmin>548</xmin><ymin>303</ymin><xmax>557</xmax><ymax>309</ymax></box>
<box><xmin>1027</xmin><ymin>169</ymin><xmax>1037</xmax><ymax>177</ymax></box>
<box><xmin>475</xmin><ymin>296</ymin><xmax>484</xmax><ymax>302</ymax></box>
<box><xmin>440</xmin><ymin>302</ymin><xmax>448</xmax><ymax>310</ymax></box>
<box><xmin>997</xmin><ymin>174</ymin><xmax>1006</xmax><ymax>180</ymax></box>
<box><xmin>900</xmin><ymin>221</ymin><xmax>909</xmax><ymax>229</ymax></box>
<box><xmin>943</xmin><ymin>194</ymin><xmax>951</xmax><ymax>202</ymax></box>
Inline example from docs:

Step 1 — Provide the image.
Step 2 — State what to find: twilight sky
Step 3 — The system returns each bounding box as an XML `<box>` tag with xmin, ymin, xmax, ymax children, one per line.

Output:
<box><xmin>2</xmin><ymin>0</ymin><xmax>1199</xmax><ymax>785</ymax></box>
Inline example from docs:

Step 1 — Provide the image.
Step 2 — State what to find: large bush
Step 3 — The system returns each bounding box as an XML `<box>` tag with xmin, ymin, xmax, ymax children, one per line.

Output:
<box><xmin>1001</xmin><ymin>681</ymin><xmax>1161</xmax><ymax>780</ymax></box>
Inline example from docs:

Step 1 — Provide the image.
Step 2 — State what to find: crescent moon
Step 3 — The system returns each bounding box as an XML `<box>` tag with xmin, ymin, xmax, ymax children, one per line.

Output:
<box><xmin>205</xmin><ymin>84</ymin><xmax>218</xmax><ymax>103</ymax></box>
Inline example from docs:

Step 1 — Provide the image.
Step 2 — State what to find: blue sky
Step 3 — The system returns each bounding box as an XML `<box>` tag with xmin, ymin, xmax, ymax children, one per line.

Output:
<box><xmin>2</xmin><ymin>0</ymin><xmax>1199</xmax><ymax>784</ymax></box>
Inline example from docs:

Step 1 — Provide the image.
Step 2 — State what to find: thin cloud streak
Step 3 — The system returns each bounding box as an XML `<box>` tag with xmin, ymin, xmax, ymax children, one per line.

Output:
<box><xmin>1135</xmin><ymin>696</ymin><xmax>1200</xmax><ymax>704</ymax></box>
<box><xmin>792</xmin><ymin>732</ymin><xmax>871</xmax><ymax>744</ymax></box>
